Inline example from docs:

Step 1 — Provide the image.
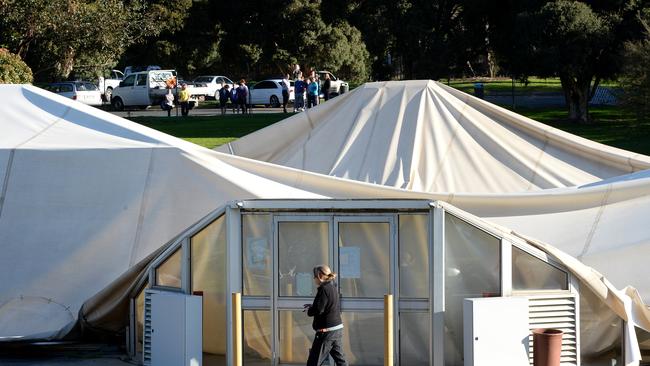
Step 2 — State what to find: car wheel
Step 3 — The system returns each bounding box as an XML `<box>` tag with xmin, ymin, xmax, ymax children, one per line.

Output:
<box><xmin>104</xmin><ymin>87</ymin><xmax>113</xmax><ymax>103</ymax></box>
<box><xmin>111</xmin><ymin>97</ymin><xmax>124</xmax><ymax>111</ymax></box>
<box><xmin>270</xmin><ymin>95</ymin><xmax>280</xmax><ymax>108</ymax></box>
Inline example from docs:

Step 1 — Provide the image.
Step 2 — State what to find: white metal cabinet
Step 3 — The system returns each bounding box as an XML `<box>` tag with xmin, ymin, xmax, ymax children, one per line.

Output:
<box><xmin>463</xmin><ymin>297</ymin><xmax>530</xmax><ymax>366</ymax></box>
<box><xmin>146</xmin><ymin>290</ymin><xmax>202</xmax><ymax>366</ymax></box>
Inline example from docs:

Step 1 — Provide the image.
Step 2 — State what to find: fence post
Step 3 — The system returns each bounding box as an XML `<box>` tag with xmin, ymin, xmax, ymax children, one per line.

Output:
<box><xmin>232</xmin><ymin>292</ymin><xmax>242</xmax><ymax>366</ymax></box>
<box><xmin>384</xmin><ymin>294</ymin><xmax>394</xmax><ymax>366</ymax></box>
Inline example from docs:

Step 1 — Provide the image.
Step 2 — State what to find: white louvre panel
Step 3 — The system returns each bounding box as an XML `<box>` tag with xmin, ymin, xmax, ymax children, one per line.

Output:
<box><xmin>143</xmin><ymin>290</ymin><xmax>153</xmax><ymax>365</ymax></box>
<box><xmin>528</xmin><ymin>294</ymin><xmax>578</xmax><ymax>366</ymax></box>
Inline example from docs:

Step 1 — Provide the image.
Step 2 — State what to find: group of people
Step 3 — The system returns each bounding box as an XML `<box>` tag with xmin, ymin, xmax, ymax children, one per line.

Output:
<box><xmin>290</xmin><ymin>64</ymin><xmax>332</xmax><ymax>113</ymax></box>
<box><xmin>218</xmin><ymin>79</ymin><xmax>249</xmax><ymax>115</ymax></box>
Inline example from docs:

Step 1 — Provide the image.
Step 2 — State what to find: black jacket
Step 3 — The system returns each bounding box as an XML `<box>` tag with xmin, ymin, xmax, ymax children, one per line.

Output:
<box><xmin>307</xmin><ymin>280</ymin><xmax>342</xmax><ymax>330</ymax></box>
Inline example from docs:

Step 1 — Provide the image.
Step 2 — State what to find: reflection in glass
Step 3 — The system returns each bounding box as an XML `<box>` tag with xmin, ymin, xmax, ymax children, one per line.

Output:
<box><xmin>512</xmin><ymin>246</ymin><xmax>568</xmax><ymax>291</ymax></box>
<box><xmin>244</xmin><ymin>310</ymin><xmax>272</xmax><ymax>366</ymax></box>
<box><xmin>341</xmin><ymin>312</ymin><xmax>384</xmax><ymax>365</ymax></box>
<box><xmin>243</xmin><ymin>214</ymin><xmax>272</xmax><ymax>296</ymax></box>
<box><xmin>400</xmin><ymin>312</ymin><xmax>430</xmax><ymax>365</ymax></box>
<box><xmin>444</xmin><ymin>214</ymin><xmax>501</xmax><ymax>366</ymax></box>
<box><xmin>135</xmin><ymin>281</ymin><xmax>148</xmax><ymax>356</ymax></box>
<box><xmin>279</xmin><ymin>222</ymin><xmax>329</xmax><ymax>297</ymax></box>
<box><xmin>155</xmin><ymin>248</ymin><xmax>182</xmax><ymax>288</ymax></box>
<box><xmin>279</xmin><ymin>310</ymin><xmax>313</xmax><ymax>364</ymax></box>
<box><xmin>191</xmin><ymin>215</ymin><xmax>227</xmax><ymax>365</ymax></box>
<box><xmin>338</xmin><ymin>222</ymin><xmax>389</xmax><ymax>298</ymax></box>
<box><xmin>399</xmin><ymin>215</ymin><xmax>429</xmax><ymax>298</ymax></box>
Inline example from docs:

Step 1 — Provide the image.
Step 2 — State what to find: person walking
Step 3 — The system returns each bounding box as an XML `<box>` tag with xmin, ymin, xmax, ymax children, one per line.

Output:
<box><xmin>304</xmin><ymin>265</ymin><xmax>348</xmax><ymax>366</ymax></box>
<box><xmin>160</xmin><ymin>87</ymin><xmax>175</xmax><ymax>117</ymax></box>
<box><xmin>179</xmin><ymin>83</ymin><xmax>190</xmax><ymax>116</ymax></box>
<box><xmin>281</xmin><ymin>74</ymin><xmax>290</xmax><ymax>113</ymax></box>
<box><xmin>219</xmin><ymin>84</ymin><xmax>230</xmax><ymax>115</ymax></box>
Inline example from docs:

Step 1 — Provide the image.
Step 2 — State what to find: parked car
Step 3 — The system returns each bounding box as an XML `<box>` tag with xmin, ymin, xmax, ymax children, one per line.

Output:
<box><xmin>318</xmin><ymin>71</ymin><xmax>349</xmax><ymax>97</ymax></box>
<box><xmin>192</xmin><ymin>75</ymin><xmax>235</xmax><ymax>100</ymax></box>
<box><xmin>44</xmin><ymin>81</ymin><xmax>103</xmax><ymax>106</ymax></box>
<box><xmin>248</xmin><ymin>79</ymin><xmax>294</xmax><ymax>107</ymax></box>
<box><xmin>97</xmin><ymin>69</ymin><xmax>124</xmax><ymax>102</ymax></box>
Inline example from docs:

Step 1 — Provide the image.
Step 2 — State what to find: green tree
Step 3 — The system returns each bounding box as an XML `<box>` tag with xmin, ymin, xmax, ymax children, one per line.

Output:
<box><xmin>619</xmin><ymin>13</ymin><xmax>650</xmax><ymax>123</ymax></box>
<box><xmin>0</xmin><ymin>48</ymin><xmax>33</xmax><ymax>83</ymax></box>
<box><xmin>488</xmin><ymin>0</ymin><xmax>649</xmax><ymax>123</ymax></box>
<box><xmin>0</xmin><ymin>0</ymin><xmax>190</xmax><ymax>81</ymax></box>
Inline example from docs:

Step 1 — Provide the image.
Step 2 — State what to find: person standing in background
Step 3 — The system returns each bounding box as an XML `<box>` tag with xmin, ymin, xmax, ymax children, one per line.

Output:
<box><xmin>237</xmin><ymin>79</ymin><xmax>249</xmax><ymax>114</ymax></box>
<box><xmin>178</xmin><ymin>83</ymin><xmax>190</xmax><ymax>116</ymax></box>
<box><xmin>307</xmin><ymin>77</ymin><xmax>319</xmax><ymax>109</ymax></box>
<box><xmin>322</xmin><ymin>74</ymin><xmax>331</xmax><ymax>101</ymax></box>
<box><xmin>294</xmin><ymin>76</ymin><xmax>306</xmax><ymax>112</ymax></box>
<box><xmin>281</xmin><ymin>74</ymin><xmax>291</xmax><ymax>113</ymax></box>
<box><xmin>219</xmin><ymin>84</ymin><xmax>230</xmax><ymax>115</ymax></box>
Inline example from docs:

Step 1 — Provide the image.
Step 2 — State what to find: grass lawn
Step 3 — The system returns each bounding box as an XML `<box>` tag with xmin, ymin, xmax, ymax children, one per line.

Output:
<box><xmin>127</xmin><ymin>106</ymin><xmax>650</xmax><ymax>156</ymax></box>
<box><xmin>128</xmin><ymin>113</ymin><xmax>289</xmax><ymax>149</ymax></box>
<box><xmin>445</xmin><ymin>77</ymin><xmax>620</xmax><ymax>95</ymax></box>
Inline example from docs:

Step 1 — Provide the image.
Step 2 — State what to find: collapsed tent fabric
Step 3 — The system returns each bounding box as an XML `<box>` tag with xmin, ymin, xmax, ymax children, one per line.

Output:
<box><xmin>218</xmin><ymin>80</ymin><xmax>650</xmax><ymax>193</ymax></box>
<box><xmin>2</xmin><ymin>84</ymin><xmax>650</xmax><ymax>363</ymax></box>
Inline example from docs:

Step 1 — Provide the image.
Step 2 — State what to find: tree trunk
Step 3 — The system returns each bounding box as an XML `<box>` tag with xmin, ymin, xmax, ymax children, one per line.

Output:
<box><xmin>560</xmin><ymin>74</ymin><xmax>592</xmax><ymax>124</ymax></box>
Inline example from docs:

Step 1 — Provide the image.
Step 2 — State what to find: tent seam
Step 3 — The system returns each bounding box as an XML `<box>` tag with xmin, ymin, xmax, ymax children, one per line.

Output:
<box><xmin>525</xmin><ymin>131</ymin><xmax>551</xmax><ymax>191</ymax></box>
<box><xmin>129</xmin><ymin>146</ymin><xmax>157</xmax><ymax>266</ymax></box>
<box><xmin>578</xmin><ymin>183</ymin><xmax>613</xmax><ymax>260</ymax></box>
<box><xmin>357</xmin><ymin>81</ymin><xmax>389</xmax><ymax>181</ymax></box>
<box><xmin>0</xmin><ymin>149</ymin><xmax>15</xmax><ymax>220</ymax></box>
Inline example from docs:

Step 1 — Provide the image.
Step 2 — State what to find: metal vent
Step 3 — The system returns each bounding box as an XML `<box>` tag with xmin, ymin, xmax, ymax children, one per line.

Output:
<box><xmin>143</xmin><ymin>290</ymin><xmax>153</xmax><ymax>365</ymax></box>
<box><xmin>528</xmin><ymin>294</ymin><xmax>579</xmax><ymax>366</ymax></box>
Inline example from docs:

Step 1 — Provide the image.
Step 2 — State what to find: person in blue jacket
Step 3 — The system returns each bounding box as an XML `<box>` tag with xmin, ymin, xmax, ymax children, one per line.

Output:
<box><xmin>307</xmin><ymin>77</ymin><xmax>319</xmax><ymax>109</ymax></box>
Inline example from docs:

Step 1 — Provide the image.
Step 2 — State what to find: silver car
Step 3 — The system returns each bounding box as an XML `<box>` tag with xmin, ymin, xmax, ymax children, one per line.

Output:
<box><xmin>44</xmin><ymin>81</ymin><xmax>103</xmax><ymax>106</ymax></box>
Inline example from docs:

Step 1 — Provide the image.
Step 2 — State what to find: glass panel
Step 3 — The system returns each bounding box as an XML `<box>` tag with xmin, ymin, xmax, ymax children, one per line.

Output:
<box><xmin>512</xmin><ymin>246</ymin><xmax>568</xmax><ymax>291</ymax></box>
<box><xmin>444</xmin><ymin>214</ymin><xmax>501</xmax><ymax>366</ymax></box>
<box><xmin>243</xmin><ymin>214</ymin><xmax>272</xmax><ymax>296</ymax></box>
<box><xmin>400</xmin><ymin>312</ymin><xmax>430</xmax><ymax>365</ymax></box>
<box><xmin>135</xmin><ymin>282</ymin><xmax>148</xmax><ymax>356</ymax></box>
<box><xmin>243</xmin><ymin>310</ymin><xmax>272</xmax><ymax>366</ymax></box>
<box><xmin>341</xmin><ymin>312</ymin><xmax>384</xmax><ymax>365</ymax></box>
<box><xmin>399</xmin><ymin>215</ymin><xmax>429</xmax><ymax>298</ymax></box>
<box><xmin>279</xmin><ymin>221</ymin><xmax>329</xmax><ymax>297</ymax></box>
<box><xmin>155</xmin><ymin>248</ymin><xmax>182</xmax><ymax>288</ymax></box>
<box><xmin>279</xmin><ymin>310</ymin><xmax>313</xmax><ymax>364</ymax></box>
<box><xmin>338</xmin><ymin>222</ymin><xmax>390</xmax><ymax>298</ymax></box>
<box><xmin>191</xmin><ymin>215</ymin><xmax>227</xmax><ymax>366</ymax></box>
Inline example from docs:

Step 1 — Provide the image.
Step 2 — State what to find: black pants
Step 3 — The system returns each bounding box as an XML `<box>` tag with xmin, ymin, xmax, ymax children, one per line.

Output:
<box><xmin>282</xmin><ymin>90</ymin><xmax>289</xmax><ymax>112</ymax></box>
<box><xmin>180</xmin><ymin>101</ymin><xmax>189</xmax><ymax>116</ymax></box>
<box><xmin>307</xmin><ymin>329</ymin><xmax>347</xmax><ymax>366</ymax></box>
<box><xmin>307</xmin><ymin>94</ymin><xmax>317</xmax><ymax>108</ymax></box>
<box><xmin>238</xmin><ymin>100</ymin><xmax>247</xmax><ymax>114</ymax></box>
<box><xmin>323</xmin><ymin>91</ymin><xmax>330</xmax><ymax>101</ymax></box>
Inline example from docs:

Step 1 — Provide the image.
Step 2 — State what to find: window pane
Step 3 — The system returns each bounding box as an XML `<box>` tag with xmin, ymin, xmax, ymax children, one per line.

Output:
<box><xmin>399</xmin><ymin>215</ymin><xmax>429</xmax><ymax>298</ymax></box>
<box><xmin>243</xmin><ymin>215</ymin><xmax>272</xmax><ymax>296</ymax></box>
<box><xmin>338</xmin><ymin>222</ymin><xmax>390</xmax><ymax>298</ymax></box>
<box><xmin>279</xmin><ymin>310</ymin><xmax>313</xmax><ymax>364</ymax></box>
<box><xmin>444</xmin><ymin>214</ymin><xmax>501</xmax><ymax>366</ymax></box>
<box><xmin>341</xmin><ymin>312</ymin><xmax>384</xmax><ymax>365</ymax></box>
<box><xmin>400</xmin><ymin>312</ymin><xmax>430</xmax><ymax>365</ymax></box>
<box><xmin>135</xmin><ymin>282</ymin><xmax>148</xmax><ymax>355</ymax></box>
<box><xmin>279</xmin><ymin>221</ymin><xmax>329</xmax><ymax>297</ymax></box>
<box><xmin>155</xmin><ymin>248</ymin><xmax>182</xmax><ymax>288</ymax></box>
<box><xmin>512</xmin><ymin>246</ymin><xmax>568</xmax><ymax>291</ymax></box>
<box><xmin>191</xmin><ymin>215</ymin><xmax>227</xmax><ymax>365</ymax></box>
<box><xmin>244</xmin><ymin>310</ymin><xmax>272</xmax><ymax>365</ymax></box>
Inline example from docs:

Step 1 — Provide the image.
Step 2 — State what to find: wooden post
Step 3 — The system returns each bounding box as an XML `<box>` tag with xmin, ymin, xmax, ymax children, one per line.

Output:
<box><xmin>232</xmin><ymin>292</ymin><xmax>242</xmax><ymax>366</ymax></box>
<box><xmin>384</xmin><ymin>294</ymin><xmax>394</xmax><ymax>366</ymax></box>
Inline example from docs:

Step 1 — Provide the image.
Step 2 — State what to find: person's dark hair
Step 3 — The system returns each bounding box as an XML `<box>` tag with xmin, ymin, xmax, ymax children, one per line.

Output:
<box><xmin>313</xmin><ymin>265</ymin><xmax>337</xmax><ymax>282</ymax></box>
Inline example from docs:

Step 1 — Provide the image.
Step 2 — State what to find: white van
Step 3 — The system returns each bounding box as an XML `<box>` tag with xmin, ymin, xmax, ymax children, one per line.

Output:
<box><xmin>110</xmin><ymin>70</ymin><xmax>199</xmax><ymax>110</ymax></box>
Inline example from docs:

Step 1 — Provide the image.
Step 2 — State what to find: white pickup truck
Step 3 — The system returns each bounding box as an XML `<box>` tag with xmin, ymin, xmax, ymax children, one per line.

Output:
<box><xmin>97</xmin><ymin>69</ymin><xmax>124</xmax><ymax>102</ymax></box>
<box><xmin>110</xmin><ymin>70</ymin><xmax>201</xmax><ymax>110</ymax></box>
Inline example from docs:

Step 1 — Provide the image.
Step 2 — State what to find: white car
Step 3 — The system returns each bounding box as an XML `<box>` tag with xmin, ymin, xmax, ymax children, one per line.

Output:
<box><xmin>248</xmin><ymin>79</ymin><xmax>294</xmax><ymax>107</ymax></box>
<box><xmin>44</xmin><ymin>81</ymin><xmax>103</xmax><ymax>106</ymax></box>
<box><xmin>193</xmin><ymin>75</ymin><xmax>234</xmax><ymax>100</ymax></box>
